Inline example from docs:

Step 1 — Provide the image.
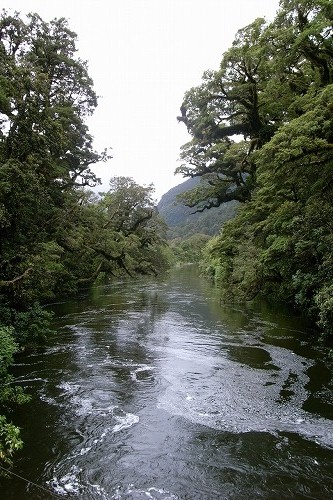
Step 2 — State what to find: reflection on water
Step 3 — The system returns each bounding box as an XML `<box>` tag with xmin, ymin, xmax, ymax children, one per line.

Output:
<box><xmin>1</xmin><ymin>267</ymin><xmax>333</xmax><ymax>499</ymax></box>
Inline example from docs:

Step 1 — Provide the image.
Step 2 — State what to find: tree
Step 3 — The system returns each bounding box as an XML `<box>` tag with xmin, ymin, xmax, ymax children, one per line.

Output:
<box><xmin>203</xmin><ymin>83</ymin><xmax>333</xmax><ymax>333</ymax></box>
<box><xmin>176</xmin><ymin>0</ymin><xmax>332</xmax><ymax>213</ymax></box>
<box><xmin>94</xmin><ymin>177</ymin><xmax>169</xmax><ymax>277</ymax></box>
<box><xmin>270</xmin><ymin>0</ymin><xmax>333</xmax><ymax>87</ymax></box>
<box><xmin>0</xmin><ymin>12</ymin><xmax>171</xmax><ymax>464</ymax></box>
<box><xmin>47</xmin><ymin>178</ymin><xmax>169</xmax><ymax>287</ymax></box>
<box><xmin>175</xmin><ymin>17</ymin><xmax>279</xmax><ymax>210</ymax></box>
<box><xmin>169</xmin><ymin>233</ymin><xmax>211</xmax><ymax>264</ymax></box>
<box><xmin>0</xmin><ymin>11</ymin><xmax>107</xmax><ymax>464</ymax></box>
<box><xmin>0</xmin><ymin>11</ymin><xmax>108</xmax><ymax>310</ymax></box>
<box><xmin>175</xmin><ymin>1</ymin><xmax>333</xmax><ymax>335</ymax></box>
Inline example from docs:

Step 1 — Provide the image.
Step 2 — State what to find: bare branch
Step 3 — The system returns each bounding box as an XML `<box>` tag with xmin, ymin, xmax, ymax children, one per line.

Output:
<box><xmin>0</xmin><ymin>267</ymin><xmax>33</xmax><ymax>287</ymax></box>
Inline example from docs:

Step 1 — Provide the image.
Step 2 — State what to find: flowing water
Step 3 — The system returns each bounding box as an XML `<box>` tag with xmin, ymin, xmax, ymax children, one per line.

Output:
<box><xmin>1</xmin><ymin>267</ymin><xmax>333</xmax><ymax>499</ymax></box>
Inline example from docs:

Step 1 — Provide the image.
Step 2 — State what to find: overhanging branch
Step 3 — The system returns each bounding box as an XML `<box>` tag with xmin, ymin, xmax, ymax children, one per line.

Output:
<box><xmin>0</xmin><ymin>267</ymin><xmax>33</xmax><ymax>287</ymax></box>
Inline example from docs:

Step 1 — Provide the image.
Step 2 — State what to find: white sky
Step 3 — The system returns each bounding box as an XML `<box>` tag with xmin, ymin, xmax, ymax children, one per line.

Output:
<box><xmin>5</xmin><ymin>0</ymin><xmax>279</xmax><ymax>200</ymax></box>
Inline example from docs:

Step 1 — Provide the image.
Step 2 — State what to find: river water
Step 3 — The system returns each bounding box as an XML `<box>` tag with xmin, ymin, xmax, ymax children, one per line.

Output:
<box><xmin>1</xmin><ymin>267</ymin><xmax>333</xmax><ymax>499</ymax></box>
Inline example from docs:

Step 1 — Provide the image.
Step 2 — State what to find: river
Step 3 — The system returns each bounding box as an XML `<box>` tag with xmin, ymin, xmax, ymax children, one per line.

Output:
<box><xmin>1</xmin><ymin>267</ymin><xmax>333</xmax><ymax>499</ymax></box>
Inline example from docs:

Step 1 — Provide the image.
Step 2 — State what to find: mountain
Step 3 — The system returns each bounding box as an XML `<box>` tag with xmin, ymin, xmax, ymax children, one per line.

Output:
<box><xmin>157</xmin><ymin>177</ymin><xmax>237</xmax><ymax>239</ymax></box>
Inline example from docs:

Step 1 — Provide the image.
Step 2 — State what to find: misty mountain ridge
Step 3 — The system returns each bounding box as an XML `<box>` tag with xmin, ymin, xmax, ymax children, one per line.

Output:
<box><xmin>157</xmin><ymin>177</ymin><xmax>237</xmax><ymax>239</ymax></box>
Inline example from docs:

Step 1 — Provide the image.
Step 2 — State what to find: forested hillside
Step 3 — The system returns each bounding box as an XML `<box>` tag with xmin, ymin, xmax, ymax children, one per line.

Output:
<box><xmin>0</xmin><ymin>12</ymin><xmax>169</xmax><ymax>464</ymax></box>
<box><xmin>176</xmin><ymin>0</ymin><xmax>333</xmax><ymax>335</ymax></box>
<box><xmin>158</xmin><ymin>177</ymin><xmax>237</xmax><ymax>238</ymax></box>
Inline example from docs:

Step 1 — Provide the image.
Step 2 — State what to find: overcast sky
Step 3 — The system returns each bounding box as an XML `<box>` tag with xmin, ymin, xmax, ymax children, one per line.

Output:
<box><xmin>5</xmin><ymin>0</ymin><xmax>279</xmax><ymax>200</ymax></box>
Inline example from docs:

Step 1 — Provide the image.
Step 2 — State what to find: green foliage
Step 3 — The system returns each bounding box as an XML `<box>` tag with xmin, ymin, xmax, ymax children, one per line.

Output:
<box><xmin>59</xmin><ymin>178</ymin><xmax>170</xmax><ymax>282</ymax></box>
<box><xmin>0</xmin><ymin>10</ymin><xmax>107</xmax><ymax>313</ymax></box>
<box><xmin>0</xmin><ymin>326</ymin><xmax>31</xmax><ymax>406</ymax></box>
<box><xmin>176</xmin><ymin>0</ymin><xmax>333</xmax><ymax>212</ymax></box>
<box><xmin>0</xmin><ymin>326</ymin><xmax>29</xmax><ymax>464</ymax></box>
<box><xmin>0</xmin><ymin>10</ymin><xmax>170</xmax><ymax>466</ymax></box>
<box><xmin>0</xmin><ymin>326</ymin><xmax>17</xmax><ymax>374</ymax></box>
<box><xmin>175</xmin><ymin>17</ymin><xmax>279</xmax><ymax>209</ymax></box>
<box><xmin>315</xmin><ymin>285</ymin><xmax>333</xmax><ymax>336</ymax></box>
<box><xmin>201</xmin><ymin>84</ymin><xmax>333</xmax><ymax>332</ymax></box>
<box><xmin>12</xmin><ymin>304</ymin><xmax>54</xmax><ymax>346</ymax></box>
<box><xmin>169</xmin><ymin>233</ymin><xmax>211</xmax><ymax>265</ymax></box>
<box><xmin>182</xmin><ymin>2</ymin><xmax>333</xmax><ymax>335</ymax></box>
<box><xmin>0</xmin><ymin>415</ymin><xmax>23</xmax><ymax>465</ymax></box>
<box><xmin>0</xmin><ymin>10</ymin><xmax>169</xmax><ymax>322</ymax></box>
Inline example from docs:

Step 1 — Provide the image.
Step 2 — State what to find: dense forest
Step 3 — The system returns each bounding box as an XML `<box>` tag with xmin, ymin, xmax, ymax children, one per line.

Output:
<box><xmin>0</xmin><ymin>11</ymin><xmax>169</xmax><ymax>464</ymax></box>
<box><xmin>0</xmin><ymin>0</ymin><xmax>332</xmax><ymax>466</ymax></box>
<box><xmin>176</xmin><ymin>0</ymin><xmax>333</xmax><ymax>336</ymax></box>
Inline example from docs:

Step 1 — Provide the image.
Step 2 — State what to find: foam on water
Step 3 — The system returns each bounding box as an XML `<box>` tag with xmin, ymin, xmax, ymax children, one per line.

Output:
<box><xmin>102</xmin><ymin>357</ymin><xmax>155</xmax><ymax>382</ymax></box>
<box><xmin>58</xmin><ymin>381</ymin><xmax>80</xmax><ymax>394</ymax></box>
<box><xmin>112</xmin><ymin>484</ymin><xmax>179</xmax><ymax>499</ymax></box>
<box><xmin>112</xmin><ymin>412</ymin><xmax>140</xmax><ymax>432</ymax></box>
<box><xmin>47</xmin><ymin>465</ymin><xmax>82</xmax><ymax>496</ymax></box>
<box><xmin>57</xmin><ymin>381</ymin><xmax>115</xmax><ymax>417</ymax></box>
<box><xmin>157</xmin><ymin>341</ymin><xmax>333</xmax><ymax>448</ymax></box>
<box><xmin>39</xmin><ymin>392</ymin><xmax>58</xmax><ymax>406</ymax></box>
<box><xmin>55</xmin><ymin>405</ymin><xmax>140</xmax><ymax>465</ymax></box>
<box><xmin>48</xmin><ymin>466</ymin><xmax>109</xmax><ymax>497</ymax></box>
<box><xmin>48</xmin><ymin>405</ymin><xmax>140</xmax><ymax>496</ymax></box>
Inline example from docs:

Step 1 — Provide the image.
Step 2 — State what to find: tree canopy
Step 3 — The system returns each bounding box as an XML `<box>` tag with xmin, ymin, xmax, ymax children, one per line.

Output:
<box><xmin>176</xmin><ymin>0</ymin><xmax>333</xmax><ymax>211</ymax></box>
<box><xmin>177</xmin><ymin>0</ymin><xmax>333</xmax><ymax>335</ymax></box>
<box><xmin>0</xmin><ymin>11</ymin><xmax>169</xmax><ymax>463</ymax></box>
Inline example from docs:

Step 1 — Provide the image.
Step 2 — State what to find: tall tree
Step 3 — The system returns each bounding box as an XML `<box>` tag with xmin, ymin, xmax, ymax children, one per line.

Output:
<box><xmin>198</xmin><ymin>1</ymin><xmax>333</xmax><ymax>334</ymax></box>
<box><xmin>175</xmin><ymin>18</ymin><xmax>278</xmax><ymax>210</ymax></box>
<box><xmin>0</xmin><ymin>11</ymin><xmax>106</xmax><ymax>463</ymax></box>
<box><xmin>0</xmin><ymin>11</ymin><xmax>106</xmax><ymax>309</ymax></box>
<box><xmin>94</xmin><ymin>177</ymin><xmax>169</xmax><ymax>277</ymax></box>
<box><xmin>176</xmin><ymin>0</ymin><xmax>333</xmax><ymax>213</ymax></box>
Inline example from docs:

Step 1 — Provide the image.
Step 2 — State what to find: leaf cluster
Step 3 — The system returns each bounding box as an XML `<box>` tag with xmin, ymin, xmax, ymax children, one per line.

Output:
<box><xmin>176</xmin><ymin>0</ymin><xmax>333</xmax><ymax>211</ymax></box>
<box><xmin>181</xmin><ymin>1</ymin><xmax>333</xmax><ymax>336</ymax></box>
<box><xmin>0</xmin><ymin>11</ymin><xmax>170</xmax><ymax>463</ymax></box>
